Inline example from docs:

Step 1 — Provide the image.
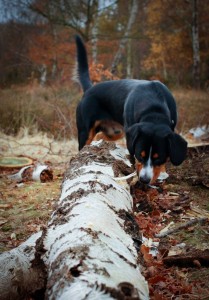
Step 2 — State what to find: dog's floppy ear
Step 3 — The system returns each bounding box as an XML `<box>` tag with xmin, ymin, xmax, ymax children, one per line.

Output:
<box><xmin>168</xmin><ymin>133</ymin><xmax>187</xmax><ymax>165</ymax></box>
<box><xmin>125</xmin><ymin>124</ymin><xmax>143</xmax><ymax>156</ymax></box>
<box><xmin>125</xmin><ymin>123</ymin><xmax>152</xmax><ymax>156</ymax></box>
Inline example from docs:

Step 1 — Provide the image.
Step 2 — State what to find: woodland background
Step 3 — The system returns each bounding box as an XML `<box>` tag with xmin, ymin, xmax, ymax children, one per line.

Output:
<box><xmin>0</xmin><ymin>0</ymin><xmax>209</xmax><ymax>138</ymax></box>
<box><xmin>1</xmin><ymin>3</ymin><xmax>209</xmax><ymax>298</ymax></box>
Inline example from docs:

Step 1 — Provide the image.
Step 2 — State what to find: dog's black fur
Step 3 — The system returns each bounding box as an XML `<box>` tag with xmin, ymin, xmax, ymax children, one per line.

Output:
<box><xmin>75</xmin><ymin>35</ymin><xmax>187</xmax><ymax>184</ymax></box>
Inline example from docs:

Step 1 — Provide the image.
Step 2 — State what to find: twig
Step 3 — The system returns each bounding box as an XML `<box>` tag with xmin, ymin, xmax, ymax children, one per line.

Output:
<box><xmin>163</xmin><ymin>249</ymin><xmax>209</xmax><ymax>267</ymax></box>
<box><xmin>155</xmin><ymin>217</ymin><xmax>208</xmax><ymax>238</ymax></box>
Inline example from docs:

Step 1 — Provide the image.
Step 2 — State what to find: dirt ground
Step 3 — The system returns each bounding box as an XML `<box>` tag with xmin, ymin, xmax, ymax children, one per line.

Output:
<box><xmin>0</xmin><ymin>133</ymin><xmax>209</xmax><ymax>299</ymax></box>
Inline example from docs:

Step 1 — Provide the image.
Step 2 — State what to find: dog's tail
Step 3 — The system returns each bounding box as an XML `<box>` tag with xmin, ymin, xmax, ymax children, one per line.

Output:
<box><xmin>74</xmin><ymin>35</ymin><xmax>92</xmax><ymax>92</ymax></box>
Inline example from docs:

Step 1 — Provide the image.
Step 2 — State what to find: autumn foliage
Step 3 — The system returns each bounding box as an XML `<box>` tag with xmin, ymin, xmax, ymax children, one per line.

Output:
<box><xmin>0</xmin><ymin>0</ymin><xmax>208</xmax><ymax>87</ymax></box>
<box><xmin>89</xmin><ymin>63</ymin><xmax>118</xmax><ymax>83</ymax></box>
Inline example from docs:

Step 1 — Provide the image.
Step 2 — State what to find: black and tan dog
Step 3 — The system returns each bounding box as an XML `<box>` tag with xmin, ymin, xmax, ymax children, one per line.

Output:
<box><xmin>75</xmin><ymin>35</ymin><xmax>187</xmax><ymax>184</ymax></box>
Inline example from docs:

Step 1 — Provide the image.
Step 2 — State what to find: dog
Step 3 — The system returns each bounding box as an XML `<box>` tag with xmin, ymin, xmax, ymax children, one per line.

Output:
<box><xmin>75</xmin><ymin>35</ymin><xmax>187</xmax><ymax>184</ymax></box>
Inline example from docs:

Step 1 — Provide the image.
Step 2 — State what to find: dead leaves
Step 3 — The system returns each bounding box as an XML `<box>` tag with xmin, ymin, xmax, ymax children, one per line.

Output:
<box><xmin>140</xmin><ymin>243</ymin><xmax>193</xmax><ymax>299</ymax></box>
<box><xmin>132</xmin><ymin>176</ymin><xmax>209</xmax><ymax>299</ymax></box>
<box><xmin>89</xmin><ymin>63</ymin><xmax>118</xmax><ymax>83</ymax></box>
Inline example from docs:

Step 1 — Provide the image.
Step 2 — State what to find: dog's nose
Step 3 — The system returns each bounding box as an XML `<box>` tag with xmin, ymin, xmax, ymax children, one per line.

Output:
<box><xmin>139</xmin><ymin>176</ymin><xmax>151</xmax><ymax>185</ymax></box>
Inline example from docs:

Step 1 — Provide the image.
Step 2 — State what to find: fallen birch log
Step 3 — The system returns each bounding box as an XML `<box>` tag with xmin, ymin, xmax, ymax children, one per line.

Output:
<box><xmin>0</xmin><ymin>141</ymin><xmax>149</xmax><ymax>300</ymax></box>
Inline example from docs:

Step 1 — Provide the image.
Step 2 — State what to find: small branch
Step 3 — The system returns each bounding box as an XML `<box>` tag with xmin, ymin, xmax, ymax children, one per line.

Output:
<box><xmin>155</xmin><ymin>217</ymin><xmax>208</xmax><ymax>238</ymax></box>
<box><xmin>163</xmin><ymin>249</ymin><xmax>209</xmax><ymax>267</ymax></box>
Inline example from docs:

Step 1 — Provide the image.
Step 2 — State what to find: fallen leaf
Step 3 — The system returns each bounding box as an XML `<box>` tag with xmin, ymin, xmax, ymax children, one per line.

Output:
<box><xmin>0</xmin><ymin>204</ymin><xmax>13</xmax><ymax>209</ymax></box>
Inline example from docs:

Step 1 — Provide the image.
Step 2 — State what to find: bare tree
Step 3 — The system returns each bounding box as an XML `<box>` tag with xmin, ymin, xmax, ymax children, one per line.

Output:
<box><xmin>192</xmin><ymin>0</ymin><xmax>200</xmax><ymax>88</ymax></box>
<box><xmin>91</xmin><ymin>1</ymin><xmax>99</xmax><ymax>63</ymax></box>
<box><xmin>111</xmin><ymin>0</ymin><xmax>139</xmax><ymax>74</ymax></box>
<box><xmin>28</xmin><ymin>0</ymin><xmax>100</xmax><ymax>41</ymax></box>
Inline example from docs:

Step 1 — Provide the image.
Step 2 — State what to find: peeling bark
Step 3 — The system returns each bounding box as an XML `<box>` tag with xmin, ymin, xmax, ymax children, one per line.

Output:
<box><xmin>44</xmin><ymin>141</ymin><xmax>149</xmax><ymax>299</ymax></box>
<box><xmin>0</xmin><ymin>141</ymin><xmax>149</xmax><ymax>299</ymax></box>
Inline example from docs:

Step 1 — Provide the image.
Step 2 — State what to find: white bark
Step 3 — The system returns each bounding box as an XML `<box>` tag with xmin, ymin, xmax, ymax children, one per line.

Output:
<box><xmin>111</xmin><ymin>0</ymin><xmax>138</xmax><ymax>74</ymax></box>
<box><xmin>127</xmin><ymin>38</ymin><xmax>132</xmax><ymax>78</ymax></box>
<box><xmin>0</xmin><ymin>141</ymin><xmax>149</xmax><ymax>300</ymax></box>
<box><xmin>192</xmin><ymin>0</ymin><xmax>200</xmax><ymax>88</ymax></box>
<box><xmin>40</xmin><ymin>64</ymin><xmax>47</xmax><ymax>85</ymax></box>
<box><xmin>8</xmin><ymin>164</ymin><xmax>53</xmax><ymax>182</ymax></box>
<box><xmin>44</xmin><ymin>141</ymin><xmax>149</xmax><ymax>299</ymax></box>
<box><xmin>91</xmin><ymin>2</ymin><xmax>99</xmax><ymax>64</ymax></box>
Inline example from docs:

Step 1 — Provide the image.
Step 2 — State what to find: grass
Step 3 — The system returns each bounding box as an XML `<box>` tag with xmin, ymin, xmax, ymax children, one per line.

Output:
<box><xmin>0</xmin><ymin>83</ymin><xmax>208</xmax><ymax>139</ymax></box>
<box><xmin>173</xmin><ymin>88</ymin><xmax>209</xmax><ymax>133</ymax></box>
<box><xmin>0</xmin><ymin>82</ymin><xmax>80</xmax><ymax>139</ymax></box>
<box><xmin>0</xmin><ymin>174</ymin><xmax>62</xmax><ymax>252</ymax></box>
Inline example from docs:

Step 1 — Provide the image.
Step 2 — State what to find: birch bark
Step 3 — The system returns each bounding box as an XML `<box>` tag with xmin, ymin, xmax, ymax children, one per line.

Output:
<box><xmin>192</xmin><ymin>0</ymin><xmax>200</xmax><ymax>88</ymax></box>
<box><xmin>111</xmin><ymin>0</ymin><xmax>138</xmax><ymax>74</ymax></box>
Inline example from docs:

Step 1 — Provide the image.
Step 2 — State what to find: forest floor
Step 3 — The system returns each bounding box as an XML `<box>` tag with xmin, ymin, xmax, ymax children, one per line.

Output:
<box><xmin>133</xmin><ymin>145</ymin><xmax>209</xmax><ymax>299</ymax></box>
<box><xmin>0</xmin><ymin>128</ymin><xmax>209</xmax><ymax>299</ymax></box>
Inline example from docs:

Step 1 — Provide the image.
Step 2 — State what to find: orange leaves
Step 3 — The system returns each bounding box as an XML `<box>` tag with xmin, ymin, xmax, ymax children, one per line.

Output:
<box><xmin>132</xmin><ymin>180</ymin><xmax>208</xmax><ymax>298</ymax></box>
<box><xmin>141</xmin><ymin>244</ymin><xmax>154</xmax><ymax>264</ymax></box>
<box><xmin>89</xmin><ymin>63</ymin><xmax>118</xmax><ymax>84</ymax></box>
<box><xmin>28</xmin><ymin>25</ymin><xmax>75</xmax><ymax>80</ymax></box>
<box><xmin>141</xmin><ymin>243</ymin><xmax>193</xmax><ymax>299</ymax></box>
<box><xmin>136</xmin><ymin>212</ymin><xmax>162</xmax><ymax>238</ymax></box>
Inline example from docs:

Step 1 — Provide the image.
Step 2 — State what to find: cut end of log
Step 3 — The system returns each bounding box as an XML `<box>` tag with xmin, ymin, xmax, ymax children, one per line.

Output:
<box><xmin>8</xmin><ymin>164</ymin><xmax>53</xmax><ymax>182</ymax></box>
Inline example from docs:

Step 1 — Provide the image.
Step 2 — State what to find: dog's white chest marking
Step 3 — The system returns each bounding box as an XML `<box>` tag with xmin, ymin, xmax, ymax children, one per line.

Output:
<box><xmin>139</xmin><ymin>148</ymin><xmax>153</xmax><ymax>183</ymax></box>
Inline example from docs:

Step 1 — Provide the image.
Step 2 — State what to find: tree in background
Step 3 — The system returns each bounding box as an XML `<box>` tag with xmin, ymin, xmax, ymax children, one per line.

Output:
<box><xmin>143</xmin><ymin>0</ymin><xmax>208</xmax><ymax>87</ymax></box>
<box><xmin>0</xmin><ymin>0</ymin><xmax>208</xmax><ymax>87</ymax></box>
<box><xmin>192</xmin><ymin>0</ymin><xmax>200</xmax><ymax>88</ymax></box>
<box><xmin>110</xmin><ymin>0</ymin><xmax>139</xmax><ymax>74</ymax></box>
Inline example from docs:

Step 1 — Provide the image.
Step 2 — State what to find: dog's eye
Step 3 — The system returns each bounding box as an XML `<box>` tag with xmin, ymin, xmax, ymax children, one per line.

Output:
<box><xmin>153</xmin><ymin>158</ymin><xmax>166</xmax><ymax>166</ymax></box>
<box><xmin>153</xmin><ymin>153</ymin><xmax>159</xmax><ymax>159</ymax></box>
<box><xmin>134</xmin><ymin>155</ymin><xmax>143</xmax><ymax>163</ymax></box>
<box><xmin>152</xmin><ymin>153</ymin><xmax>164</xmax><ymax>165</ymax></box>
<box><xmin>153</xmin><ymin>159</ymin><xmax>161</xmax><ymax>165</ymax></box>
<box><xmin>141</xmin><ymin>151</ymin><xmax>146</xmax><ymax>158</ymax></box>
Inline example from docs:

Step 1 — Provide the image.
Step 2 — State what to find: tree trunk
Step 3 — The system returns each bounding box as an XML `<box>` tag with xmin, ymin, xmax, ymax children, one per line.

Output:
<box><xmin>0</xmin><ymin>141</ymin><xmax>149</xmax><ymax>300</ymax></box>
<box><xmin>111</xmin><ymin>0</ymin><xmax>138</xmax><ymax>74</ymax></box>
<box><xmin>91</xmin><ymin>1</ymin><xmax>99</xmax><ymax>64</ymax></box>
<box><xmin>40</xmin><ymin>64</ymin><xmax>47</xmax><ymax>85</ymax></box>
<box><xmin>127</xmin><ymin>38</ymin><xmax>132</xmax><ymax>78</ymax></box>
<box><xmin>192</xmin><ymin>0</ymin><xmax>200</xmax><ymax>88</ymax></box>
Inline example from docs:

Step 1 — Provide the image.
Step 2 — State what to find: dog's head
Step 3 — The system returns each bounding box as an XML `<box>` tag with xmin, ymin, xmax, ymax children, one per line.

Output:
<box><xmin>126</xmin><ymin>122</ymin><xmax>187</xmax><ymax>184</ymax></box>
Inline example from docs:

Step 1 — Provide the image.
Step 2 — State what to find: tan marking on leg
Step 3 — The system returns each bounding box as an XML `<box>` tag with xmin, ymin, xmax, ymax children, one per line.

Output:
<box><xmin>93</xmin><ymin>132</ymin><xmax>107</xmax><ymax>141</ymax></box>
<box><xmin>87</xmin><ymin>120</ymin><xmax>125</xmax><ymax>145</ymax></box>
<box><xmin>86</xmin><ymin>127</ymin><xmax>96</xmax><ymax>145</ymax></box>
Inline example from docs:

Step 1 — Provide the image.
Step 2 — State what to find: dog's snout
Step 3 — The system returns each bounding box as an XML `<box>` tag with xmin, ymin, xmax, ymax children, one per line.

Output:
<box><xmin>139</xmin><ymin>175</ymin><xmax>151</xmax><ymax>185</ymax></box>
